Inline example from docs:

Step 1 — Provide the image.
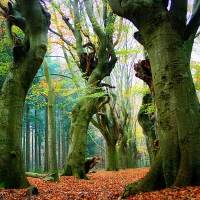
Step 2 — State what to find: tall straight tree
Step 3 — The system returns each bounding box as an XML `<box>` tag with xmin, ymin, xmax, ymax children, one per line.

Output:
<box><xmin>25</xmin><ymin>103</ymin><xmax>30</xmax><ymax>171</ymax></box>
<box><xmin>43</xmin><ymin>60</ymin><xmax>59</xmax><ymax>182</ymax></box>
<box><xmin>108</xmin><ymin>0</ymin><xmax>200</xmax><ymax>198</ymax></box>
<box><xmin>0</xmin><ymin>0</ymin><xmax>50</xmax><ymax>189</ymax></box>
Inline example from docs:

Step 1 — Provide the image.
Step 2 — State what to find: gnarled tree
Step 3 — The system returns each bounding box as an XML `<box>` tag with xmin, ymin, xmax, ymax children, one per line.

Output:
<box><xmin>52</xmin><ymin>0</ymin><xmax>117</xmax><ymax>179</ymax></box>
<box><xmin>108</xmin><ymin>0</ymin><xmax>200</xmax><ymax>198</ymax></box>
<box><xmin>135</xmin><ymin>57</ymin><xmax>157</xmax><ymax>164</ymax></box>
<box><xmin>0</xmin><ymin>0</ymin><xmax>50</xmax><ymax>189</ymax></box>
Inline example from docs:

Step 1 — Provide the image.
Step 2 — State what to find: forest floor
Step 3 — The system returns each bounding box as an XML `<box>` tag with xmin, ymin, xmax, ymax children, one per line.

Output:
<box><xmin>1</xmin><ymin>167</ymin><xmax>200</xmax><ymax>199</ymax></box>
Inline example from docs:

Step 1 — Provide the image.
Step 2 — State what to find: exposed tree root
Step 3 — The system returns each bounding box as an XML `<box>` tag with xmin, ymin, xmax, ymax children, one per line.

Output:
<box><xmin>121</xmin><ymin>151</ymin><xmax>165</xmax><ymax>198</ymax></box>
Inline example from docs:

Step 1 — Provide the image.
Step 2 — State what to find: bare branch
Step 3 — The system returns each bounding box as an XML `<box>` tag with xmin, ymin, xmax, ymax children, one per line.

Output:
<box><xmin>49</xmin><ymin>28</ymin><xmax>75</xmax><ymax>49</ymax></box>
<box><xmin>83</xmin><ymin>0</ymin><xmax>109</xmax><ymax>70</ymax></box>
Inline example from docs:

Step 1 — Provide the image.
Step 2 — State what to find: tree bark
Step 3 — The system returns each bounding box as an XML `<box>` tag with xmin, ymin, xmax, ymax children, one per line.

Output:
<box><xmin>62</xmin><ymin>98</ymin><xmax>98</xmax><ymax>179</ymax></box>
<box><xmin>34</xmin><ymin>110</ymin><xmax>39</xmax><ymax>171</ymax></box>
<box><xmin>43</xmin><ymin>60</ymin><xmax>59</xmax><ymax>182</ymax></box>
<box><xmin>44</xmin><ymin>104</ymin><xmax>49</xmax><ymax>172</ymax></box>
<box><xmin>138</xmin><ymin>94</ymin><xmax>157</xmax><ymax>164</ymax></box>
<box><xmin>96</xmin><ymin>102</ymin><xmax>120</xmax><ymax>171</ymax></box>
<box><xmin>62</xmin><ymin>0</ymin><xmax>117</xmax><ymax>179</ymax></box>
<box><xmin>108</xmin><ymin>0</ymin><xmax>200</xmax><ymax>198</ymax></box>
<box><xmin>106</xmin><ymin>141</ymin><xmax>118</xmax><ymax>171</ymax></box>
<box><xmin>25</xmin><ymin>103</ymin><xmax>30</xmax><ymax>171</ymax></box>
<box><xmin>118</xmin><ymin>133</ymin><xmax>128</xmax><ymax>169</ymax></box>
<box><xmin>0</xmin><ymin>0</ymin><xmax>50</xmax><ymax>189</ymax></box>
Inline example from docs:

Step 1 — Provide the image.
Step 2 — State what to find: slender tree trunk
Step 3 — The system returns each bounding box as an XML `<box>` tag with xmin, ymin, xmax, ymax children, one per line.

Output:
<box><xmin>31</xmin><ymin>128</ymin><xmax>34</xmax><ymax>171</ymax></box>
<box><xmin>57</xmin><ymin>110</ymin><xmax>61</xmax><ymax>168</ymax></box>
<box><xmin>44</xmin><ymin>104</ymin><xmax>49</xmax><ymax>172</ymax></box>
<box><xmin>26</xmin><ymin>103</ymin><xmax>30</xmax><ymax>171</ymax></box>
<box><xmin>61</xmin><ymin>114</ymin><xmax>66</xmax><ymax>168</ymax></box>
<box><xmin>34</xmin><ymin>110</ymin><xmax>38</xmax><ymax>171</ymax></box>
<box><xmin>118</xmin><ymin>133</ymin><xmax>128</xmax><ymax>169</ymax></box>
<box><xmin>22</xmin><ymin>124</ymin><xmax>26</xmax><ymax>168</ymax></box>
<box><xmin>44</xmin><ymin>60</ymin><xmax>59</xmax><ymax>182</ymax></box>
<box><xmin>38</xmin><ymin>125</ymin><xmax>42</xmax><ymax>170</ymax></box>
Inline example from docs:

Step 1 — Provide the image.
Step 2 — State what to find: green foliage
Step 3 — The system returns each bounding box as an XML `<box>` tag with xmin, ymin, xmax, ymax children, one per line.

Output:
<box><xmin>144</xmin><ymin>103</ymin><xmax>155</xmax><ymax>115</ymax></box>
<box><xmin>191</xmin><ymin>63</ymin><xmax>200</xmax><ymax>91</ymax></box>
<box><xmin>104</xmin><ymin>14</ymin><xmax>116</xmax><ymax>35</ymax></box>
<box><xmin>116</xmin><ymin>46</ymin><xmax>141</xmax><ymax>56</ymax></box>
<box><xmin>139</xmin><ymin>93</ymin><xmax>155</xmax><ymax>115</ymax></box>
<box><xmin>0</xmin><ymin>26</ymin><xmax>12</xmax><ymax>89</ymax></box>
<box><xmin>0</xmin><ymin>182</ymin><xmax>5</xmax><ymax>189</ymax></box>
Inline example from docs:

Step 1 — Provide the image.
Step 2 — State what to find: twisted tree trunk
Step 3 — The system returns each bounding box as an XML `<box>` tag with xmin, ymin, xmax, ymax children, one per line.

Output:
<box><xmin>0</xmin><ymin>0</ymin><xmax>50</xmax><ymax>189</ymax></box>
<box><xmin>61</xmin><ymin>0</ymin><xmax>117</xmax><ymax>179</ymax></box>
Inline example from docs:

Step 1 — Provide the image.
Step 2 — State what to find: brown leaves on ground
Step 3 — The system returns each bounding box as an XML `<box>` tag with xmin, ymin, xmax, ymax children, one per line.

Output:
<box><xmin>0</xmin><ymin>168</ymin><xmax>200</xmax><ymax>199</ymax></box>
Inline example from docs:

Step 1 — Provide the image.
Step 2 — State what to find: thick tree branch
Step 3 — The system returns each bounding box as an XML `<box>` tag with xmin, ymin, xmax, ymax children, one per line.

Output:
<box><xmin>134</xmin><ymin>31</ymin><xmax>145</xmax><ymax>46</ymax></box>
<box><xmin>103</xmin><ymin>0</ymin><xmax>107</xmax><ymax>28</ymax></box>
<box><xmin>62</xmin><ymin>16</ymin><xmax>75</xmax><ymax>35</ymax></box>
<box><xmin>84</xmin><ymin>0</ymin><xmax>106</xmax><ymax>60</ymax></box>
<box><xmin>73</xmin><ymin>0</ymin><xmax>85</xmax><ymax>54</ymax></box>
<box><xmin>170</xmin><ymin>0</ymin><xmax>187</xmax><ymax>22</ymax></box>
<box><xmin>184</xmin><ymin>3</ymin><xmax>200</xmax><ymax>41</ymax></box>
<box><xmin>84</xmin><ymin>0</ymin><xmax>105</xmax><ymax>39</ymax></box>
<box><xmin>107</xmin><ymin>0</ymin><xmax>128</xmax><ymax>17</ymax></box>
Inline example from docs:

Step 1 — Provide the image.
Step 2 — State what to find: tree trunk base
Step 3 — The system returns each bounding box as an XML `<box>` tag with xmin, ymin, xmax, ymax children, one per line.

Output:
<box><xmin>106</xmin><ymin>167</ymin><xmax>118</xmax><ymax>171</ymax></box>
<box><xmin>62</xmin><ymin>165</ymin><xmax>88</xmax><ymax>180</ymax></box>
<box><xmin>121</xmin><ymin>152</ymin><xmax>165</xmax><ymax>198</ymax></box>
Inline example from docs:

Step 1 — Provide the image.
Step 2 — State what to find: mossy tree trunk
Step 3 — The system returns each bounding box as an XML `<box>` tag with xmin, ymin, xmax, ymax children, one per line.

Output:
<box><xmin>108</xmin><ymin>0</ymin><xmax>200</xmax><ymax>198</ymax></box>
<box><xmin>117</xmin><ymin>99</ymin><xmax>138</xmax><ymax>169</ymax></box>
<box><xmin>95</xmin><ymin>101</ymin><xmax>120</xmax><ymax>171</ymax></box>
<box><xmin>118</xmin><ymin>132</ymin><xmax>128</xmax><ymax>169</ymax></box>
<box><xmin>0</xmin><ymin>0</ymin><xmax>50</xmax><ymax>189</ymax></box>
<box><xmin>138</xmin><ymin>94</ymin><xmax>157</xmax><ymax>164</ymax></box>
<box><xmin>61</xmin><ymin>0</ymin><xmax>117</xmax><ymax>179</ymax></box>
<box><xmin>106</xmin><ymin>141</ymin><xmax>118</xmax><ymax>171</ymax></box>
